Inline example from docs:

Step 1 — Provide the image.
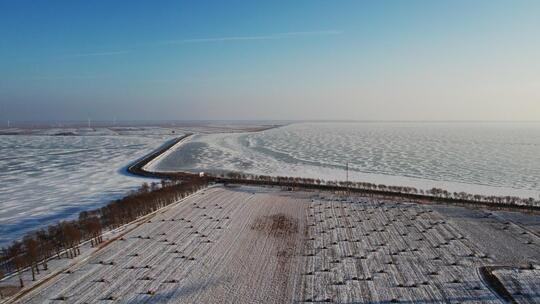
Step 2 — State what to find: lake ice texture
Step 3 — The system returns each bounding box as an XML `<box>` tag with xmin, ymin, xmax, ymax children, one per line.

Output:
<box><xmin>151</xmin><ymin>122</ymin><xmax>540</xmax><ymax>199</ymax></box>
<box><xmin>0</xmin><ymin>128</ymin><xmax>178</xmax><ymax>245</ymax></box>
<box><xmin>2</xmin><ymin>122</ymin><xmax>539</xmax><ymax>246</ymax></box>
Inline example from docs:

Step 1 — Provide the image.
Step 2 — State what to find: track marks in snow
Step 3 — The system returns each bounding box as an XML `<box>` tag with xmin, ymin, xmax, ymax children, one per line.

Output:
<box><xmin>15</xmin><ymin>186</ymin><xmax>540</xmax><ymax>303</ymax></box>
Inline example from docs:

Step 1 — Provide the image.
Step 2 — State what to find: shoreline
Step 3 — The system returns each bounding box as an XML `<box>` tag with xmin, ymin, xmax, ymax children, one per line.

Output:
<box><xmin>126</xmin><ymin>137</ymin><xmax>540</xmax><ymax>213</ymax></box>
<box><xmin>132</xmin><ymin>123</ymin><xmax>539</xmax><ymax>200</ymax></box>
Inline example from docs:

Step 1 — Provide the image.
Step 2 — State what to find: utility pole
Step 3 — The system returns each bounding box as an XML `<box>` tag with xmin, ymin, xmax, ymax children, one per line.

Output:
<box><xmin>87</xmin><ymin>118</ymin><xmax>91</xmax><ymax>128</ymax></box>
<box><xmin>346</xmin><ymin>162</ymin><xmax>349</xmax><ymax>196</ymax></box>
<box><xmin>346</xmin><ymin>162</ymin><xmax>348</xmax><ymax>184</ymax></box>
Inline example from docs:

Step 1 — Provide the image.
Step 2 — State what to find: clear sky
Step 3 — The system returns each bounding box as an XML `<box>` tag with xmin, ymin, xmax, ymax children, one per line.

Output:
<box><xmin>1</xmin><ymin>0</ymin><xmax>539</xmax><ymax>122</ymax></box>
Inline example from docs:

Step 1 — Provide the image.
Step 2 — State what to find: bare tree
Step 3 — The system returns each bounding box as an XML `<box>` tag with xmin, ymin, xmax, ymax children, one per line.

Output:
<box><xmin>23</xmin><ymin>236</ymin><xmax>40</xmax><ymax>281</ymax></box>
<box><xmin>0</xmin><ymin>269</ymin><xmax>4</xmax><ymax>299</ymax></box>
<box><xmin>8</xmin><ymin>242</ymin><xmax>25</xmax><ymax>288</ymax></box>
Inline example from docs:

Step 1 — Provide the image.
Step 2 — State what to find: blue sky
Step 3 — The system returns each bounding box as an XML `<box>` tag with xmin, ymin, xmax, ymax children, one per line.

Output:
<box><xmin>1</xmin><ymin>0</ymin><xmax>539</xmax><ymax>121</ymax></box>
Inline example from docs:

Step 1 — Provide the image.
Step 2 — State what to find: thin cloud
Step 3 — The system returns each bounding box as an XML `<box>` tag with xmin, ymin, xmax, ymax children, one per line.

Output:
<box><xmin>69</xmin><ymin>50</ymin><xmax>131</xmax><ymax>57</ymax></box>
<box><xmin>161</xmin><ymin>30</ymin><xmax>342</xmax><ymax>45</ymax></box>
<box><xmin>27</xmin><ymin>75</ymin><xmax>106</xmax><ymax>80</ymax></box>
<box><xmin>64</xmin><ymin>30</ymin><xmax>341</xmax><ymax>59</ymax></box>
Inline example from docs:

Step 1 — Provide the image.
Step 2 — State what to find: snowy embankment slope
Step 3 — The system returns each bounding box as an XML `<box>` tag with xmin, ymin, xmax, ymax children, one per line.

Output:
<box><xmin>141</xmin><ymin>134</ymin><xmax>193</xmax><ymax>174</ymax></box>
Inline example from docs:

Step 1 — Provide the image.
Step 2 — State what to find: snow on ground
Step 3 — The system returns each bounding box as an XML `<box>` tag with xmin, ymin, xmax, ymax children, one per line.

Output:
<box><xmin>301</xmin><ymin>194</ymin><xmax>538</xmax><ymax>303</ymax></box>
<box><xmin>433</xmin><ymin>206</ymin><xmax>540</xmax><ymax>265</ymax></box>
<box><xmin>9</xmin><ymin>185</ymin><xmax>307</xmax><ymax>303</ymax></box>
<box><xmin>7</xmin><ymin>185</ymin><xmax>539</xmax><ymax>303</ymax></box>
<box><xmin>148</xmin><ymin>122</ymin><xmax>540</xmax><ymax>199</ymax></box>
<box><xmin>492</xmin><ymin>268</ymin><xmax>540</xmax><ymax>303</ymax></box>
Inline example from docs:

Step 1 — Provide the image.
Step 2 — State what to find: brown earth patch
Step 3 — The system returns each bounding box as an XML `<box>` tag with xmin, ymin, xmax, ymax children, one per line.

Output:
<box><xmin>251</xmin><ymin>213</ymin><xmax>299</xmax><ymax>237</ymax></box>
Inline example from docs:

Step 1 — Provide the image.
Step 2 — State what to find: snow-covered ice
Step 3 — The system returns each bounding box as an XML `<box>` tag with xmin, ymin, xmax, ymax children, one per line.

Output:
<box><xmin>0</xmin><ymin>123</ymin><xmax>277</xmax><ymax>246</ymax></box>
<box><xmin>149</xmin><ymin>122</ymin><xmax>540</xmax><ymax>199</ymax></box>
<box><xmin>0</xmin><ymin>128</ymin><xmax>180</xmax><ymax>246</ymax></box>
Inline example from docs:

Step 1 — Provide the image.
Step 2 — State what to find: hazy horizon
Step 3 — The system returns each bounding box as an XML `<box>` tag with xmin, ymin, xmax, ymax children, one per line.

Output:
<box><xmin>3</xmin><ymin>119</ymin><xmax>540</xmax><ymax>127</ymax></box>
<box><xmin>1</xmin><ymin>0</ymin><xmax>539</xmax><ymax>122</ymax></box>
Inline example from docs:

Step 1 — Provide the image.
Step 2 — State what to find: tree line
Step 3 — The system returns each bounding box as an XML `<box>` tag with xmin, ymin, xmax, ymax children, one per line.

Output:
<box><xmin>0</xmin><ymin>177</ymin><xmax>207</xmax><ymax>288</ymax></box>
<box><xmin>216</xmin><ymin>172</ymin><xmax>540</xmax><ymax>208</ymax></box>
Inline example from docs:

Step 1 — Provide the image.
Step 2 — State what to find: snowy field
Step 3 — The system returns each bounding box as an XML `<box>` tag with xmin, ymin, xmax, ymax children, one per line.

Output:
<box><xmin>149</xmin><ymin>122</ymin><xmax>540</xmax><ymax>199</ymax></box>
<box><xmin>9</xmin><ymin>185</ymin><xmax>539</xmax><ymax>303</ymax></box>
<box><xmin>492</xmin><ymin>268</ymin><xmax>540</xmax><ymax>304</ymax></box>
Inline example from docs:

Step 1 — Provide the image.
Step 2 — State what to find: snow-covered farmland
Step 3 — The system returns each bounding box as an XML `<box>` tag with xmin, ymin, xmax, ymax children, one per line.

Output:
<box><xmin>12</xmin><ymin>185</ymin><xmax>307</xmax><ymax>303</ymax></box>
<box><xmin>492</xmin><ymin>267</ymin><xmax>540</xmax><ymax>303</ymax></box>
<box><xmin>301</xmin><ymin>196</ymin><xmax>539</xmax><ymax>303</ymax></box>
<box><xmin>9</xmin><ymin>185</ymin><xmax>539</xmax><ymax>303</ymax></box>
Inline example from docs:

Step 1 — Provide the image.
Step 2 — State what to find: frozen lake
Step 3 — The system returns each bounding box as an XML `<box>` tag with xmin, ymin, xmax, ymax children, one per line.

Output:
<box><xmin>2</xmin><ymin>122</ymin><xmax>539</xmax><ymax>246</ymax></box>
<box><xmin>0</xmin><ymin>123</ymin><xmax>274</xmax><ymax>246</ymax></box>
<box><xmin>150</xmin><ymin>122</ymin><xmax>540</xmax><ymax>199</ymax></box>
<box><xmin>0</xmin><ymin>128</ymin><xmax>179</xmax><ymax>245</ymax></box>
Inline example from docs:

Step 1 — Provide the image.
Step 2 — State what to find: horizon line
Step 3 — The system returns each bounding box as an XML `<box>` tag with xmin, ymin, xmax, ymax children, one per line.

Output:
<box><xmin>2</xmin><ymin>119</ymin><xmax>540</xmax><ymax>125</ymax></box>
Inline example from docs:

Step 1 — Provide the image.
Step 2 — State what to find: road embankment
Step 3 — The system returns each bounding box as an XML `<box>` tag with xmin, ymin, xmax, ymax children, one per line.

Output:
<box><xmin>126</xmin><ymin>133</ymin><xmax>196</xmax><ymax>179</ymax></box>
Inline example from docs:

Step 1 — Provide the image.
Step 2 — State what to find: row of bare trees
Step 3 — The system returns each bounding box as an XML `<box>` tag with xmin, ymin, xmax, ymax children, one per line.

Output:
<box><xmin>0</xmin><ymin>177</ymin><xmax>207</xmax><ymax>287</ymax></box>
<box><xmin>218</xmin><ymin>172</ymin><xmax>540</xmax><ymax>208</ymax></box>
